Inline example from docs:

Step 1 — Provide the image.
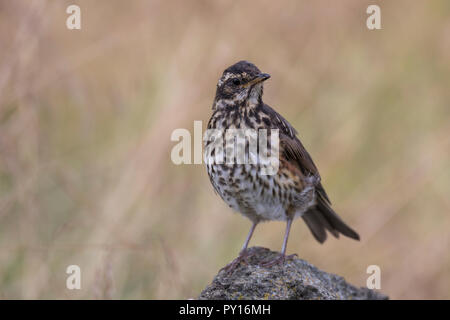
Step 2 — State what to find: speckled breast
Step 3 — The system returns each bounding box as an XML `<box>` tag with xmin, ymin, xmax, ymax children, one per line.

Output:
<box><xmin>206</xmin><ymin>160</ymin><xmax>290</xmax><ymax>222</ymax></box>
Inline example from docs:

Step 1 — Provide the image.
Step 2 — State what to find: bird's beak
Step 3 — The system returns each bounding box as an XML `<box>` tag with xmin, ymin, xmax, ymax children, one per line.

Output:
<box><xmin>244</xmin><ymin>73</ymin><xmax>271</xmax><ymax>87</ymax></box>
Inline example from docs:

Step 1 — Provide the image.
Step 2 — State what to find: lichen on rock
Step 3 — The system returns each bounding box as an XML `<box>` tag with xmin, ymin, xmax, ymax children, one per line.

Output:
<box><xmin>199</xmin><ymin>247</ymin><xmax>388</xmax><ymax>300</ymax></box>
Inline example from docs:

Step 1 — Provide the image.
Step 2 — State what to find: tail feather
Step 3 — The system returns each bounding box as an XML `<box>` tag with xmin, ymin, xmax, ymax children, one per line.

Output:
<box><xmin>302</xmin><ymin>211</ymin><xmax>327</xmax><ymax>243</ymax></box>
<box><xmin>302</xmin><ymin>200</ymin><xmax>360</xmax><ymax>243</ymax></box>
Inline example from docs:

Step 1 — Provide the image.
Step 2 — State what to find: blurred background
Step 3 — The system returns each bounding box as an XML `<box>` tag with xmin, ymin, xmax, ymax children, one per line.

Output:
<box><xmin>0</xmin><ymin>0</ymin><xmax>449</xmax><ymax>299</ymax></box>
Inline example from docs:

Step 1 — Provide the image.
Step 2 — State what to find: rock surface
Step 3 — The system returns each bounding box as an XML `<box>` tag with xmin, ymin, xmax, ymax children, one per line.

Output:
<box><xmin>199</xmin><ymin>247</ymin><xmax>388</xmax><ymax>300</ymax></box>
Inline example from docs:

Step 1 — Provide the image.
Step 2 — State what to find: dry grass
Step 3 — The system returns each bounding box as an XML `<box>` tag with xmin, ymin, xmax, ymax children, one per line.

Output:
<box><xmin>0</xmin><ymin>0</ymin><xmax>449</xmax><ymax>299</ymax></box>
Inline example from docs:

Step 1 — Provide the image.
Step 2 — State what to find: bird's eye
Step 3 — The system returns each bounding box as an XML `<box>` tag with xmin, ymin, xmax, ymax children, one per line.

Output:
<box><xmin>232</xmin><ymin>79</ymin><xmax>241</xmax><ymax>86</ymax></box>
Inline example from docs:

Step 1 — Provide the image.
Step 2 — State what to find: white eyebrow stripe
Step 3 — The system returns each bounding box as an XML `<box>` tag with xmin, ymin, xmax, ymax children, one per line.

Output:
<box><xmin>217</xmin><ymin>72</ymin><xmax>234</xmax><ymax>87</ymax></box>
<box><xmin>217</xmin><ymin>71</ymin><xmax>250</xmax><ymax>87</ymax></box>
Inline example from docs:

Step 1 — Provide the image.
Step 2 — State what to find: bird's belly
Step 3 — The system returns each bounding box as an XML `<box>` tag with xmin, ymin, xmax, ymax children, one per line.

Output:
<box><xmin>207</xmin><ymin>164</ymin><xmax>292</xmax><ymax>221</ymax></box>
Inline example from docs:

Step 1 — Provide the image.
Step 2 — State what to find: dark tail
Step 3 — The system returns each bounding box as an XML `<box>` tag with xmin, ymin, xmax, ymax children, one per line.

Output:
<box><xmin>302</xmin><ymin>199</ymin><xmax>360</xmax><ymax>244</ymax></box>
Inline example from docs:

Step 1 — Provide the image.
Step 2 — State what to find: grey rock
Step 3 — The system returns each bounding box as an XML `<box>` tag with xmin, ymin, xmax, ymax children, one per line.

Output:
<box><xmin>199</xmin><ymin>247</ymin><xmax>388</xmax><ymax>300</ymax></box>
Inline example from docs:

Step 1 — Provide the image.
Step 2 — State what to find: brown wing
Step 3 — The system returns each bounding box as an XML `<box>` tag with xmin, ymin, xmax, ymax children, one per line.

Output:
<box><xmin>260</xmin><ymin>103</ymin><xmax>331</xmax><ymax>203</ymax></box>
<box><xmin>261</xmin><ymin>103</ymin><xmax>359</xmax><ymax>243</ymax></box>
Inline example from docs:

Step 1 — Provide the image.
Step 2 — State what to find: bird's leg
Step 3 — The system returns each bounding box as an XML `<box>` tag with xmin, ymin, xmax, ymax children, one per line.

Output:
<box><xmin>221</xmin><ymin>222</ymin><xmax>258</xmax><ymax>274</ymax></box>
<box><xmin>261</xmin><ymin>217</ymin><xmax>297</xmax><ymax>267</ymax></box>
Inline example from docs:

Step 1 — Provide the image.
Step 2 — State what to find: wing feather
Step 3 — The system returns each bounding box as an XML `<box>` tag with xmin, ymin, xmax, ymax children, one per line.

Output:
<box><xmin>261</xmin><ymin>103</ymin><xmax>331</xmax><ymax>203</ymax></box>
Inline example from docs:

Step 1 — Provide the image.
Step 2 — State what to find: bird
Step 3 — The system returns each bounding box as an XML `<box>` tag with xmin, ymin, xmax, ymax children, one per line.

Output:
<box><xmin>204</xmin><ymin>61</ymin><xmax>359</xmax><ymax>269</ymax></box>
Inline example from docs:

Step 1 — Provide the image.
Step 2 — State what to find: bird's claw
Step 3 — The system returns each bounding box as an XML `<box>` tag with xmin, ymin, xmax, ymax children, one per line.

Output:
<box><xmin>260</xmin><ymin>252</ymin><xmax>298</xmax><ymax>267</ymax></box>
<box><xmin>220</xmin><ymin>249</ymin><xmax>253</xmax><ymax>275</ymax></box>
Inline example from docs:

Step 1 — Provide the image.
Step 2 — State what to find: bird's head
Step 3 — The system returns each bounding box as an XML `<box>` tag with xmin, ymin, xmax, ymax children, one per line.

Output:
<box><xmin>213</xmin><ymin>61</ymin><xmax>270</xmax><ymax>110</ymax></box>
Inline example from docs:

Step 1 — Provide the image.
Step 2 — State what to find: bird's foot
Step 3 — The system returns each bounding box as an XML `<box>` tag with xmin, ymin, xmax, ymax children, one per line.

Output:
<box><xmin>261</xmin><ymin>252</ymin><xmax>298</xmax><ymax>268</ymax></box>
<box><xmin>220</xmin><ymin>249</ymin><xmax>253</xmax><ymax>274</ymax></box>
